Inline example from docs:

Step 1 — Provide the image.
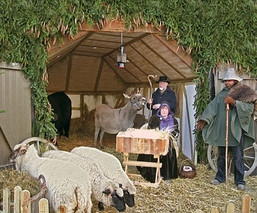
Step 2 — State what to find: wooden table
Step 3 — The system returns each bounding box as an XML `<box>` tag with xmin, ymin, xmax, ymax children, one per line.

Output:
<box><xmin>116</xmin><ymin>128</ymin><xmax>169</xmax><ymax>187</ymax></box>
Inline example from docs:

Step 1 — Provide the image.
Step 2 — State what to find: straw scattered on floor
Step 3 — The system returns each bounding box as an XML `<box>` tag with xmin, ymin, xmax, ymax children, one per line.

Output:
<box><xmin>56</xmin><ymin>120</ymin><xmax>257</xmax><ymax>212</ymax></box>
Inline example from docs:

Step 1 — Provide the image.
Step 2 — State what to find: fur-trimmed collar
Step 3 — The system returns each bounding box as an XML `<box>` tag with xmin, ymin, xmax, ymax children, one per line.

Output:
<box><xmin>227</xmin><ymin>82</ymin><xmax>257</xmax><ymax>103</ymax></box>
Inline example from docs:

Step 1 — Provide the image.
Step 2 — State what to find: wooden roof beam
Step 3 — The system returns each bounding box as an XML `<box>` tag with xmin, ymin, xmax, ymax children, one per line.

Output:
<box><xmin>47</xmin><ymin>50</ymin><xmax>72</xmax><ymax>68</ymax></box>
<box><xmin>107</xmin><ymin>55</ymin><xmax>141</xmax><ymax>83</ymax></box>
<box><xmin>102</xmin><ymin>33</ymin><xmax>150</xmax><ymax>58</ymax></box>
<box><xmin>79</xmin><ymin>44</ymin><xmax>113</xmax><ymax>49</ymax></box>
<box><xmin>65</xmin><ymin>55</ymin><xmax>72</xmax><ymax>92</ymax></box>
<box><xmin>94</xmin><ymin>58</ymin><xmax>104</xmax><ymax>92</ymax></box>
<box><xmin>103</xmin><ymin>58</ymin><xmax>127</xmax><ymax>85</ymax></box>
<box><xmin>72</xmin><ymin>53</ymin><xmax>102</xmax><ymax>57</ymax></box>
<box><xmin>94</xmin><ymin>32</ymin><xmax>138</xmax><ymax>39</ymax></box>
<box><xmin>129</xmin><ymin>44</ymin><xmax>166</xmax><ymax>76</ymax></box>
<box><xmin>153</xmin><ymin>34</ymin><xmax>193</xmax><ymax>69</ymax></box>
<box><xmin>86</xmin><ymin>38</ymin><xmax>120</xmax><ymax>44</ymax></box>
<box><xmin>73</xmin><ymin>50</ymin><xmax>104</xmax><ymax>56</ymax></box>
<box><xmin>140</xmin><ymin>39</ymin><xmax>186</xmax><ymax>79</ymax></box>
<box><xmin>126</xmin><ymin>56</ymin><xmax>149</xmax><ymax>77</ymax></box>
<box><xmin>47</xmin><ymin>32</ymin><xmax>94</xmax><ymax>68</ymax></box>
<box><xmin>48</xmin><ymin>31</ymin><xmax>89</xmax><ymax>59</ymax></box>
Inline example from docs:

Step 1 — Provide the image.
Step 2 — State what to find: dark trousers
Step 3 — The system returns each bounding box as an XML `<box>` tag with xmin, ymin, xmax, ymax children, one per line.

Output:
<box><xmin>215</xmin><ymin>135</ymin><xmax>245</xmax><ymax>186</ymax></box>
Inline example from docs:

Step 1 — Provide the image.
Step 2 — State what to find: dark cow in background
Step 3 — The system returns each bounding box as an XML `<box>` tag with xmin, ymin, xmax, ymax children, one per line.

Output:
<box><xmin>94</xmin><ymin>92</ymin><xmax>146</xmax><ymax>149</ymax></box>
<box><xmin>48</xmin><ymin>92</ymin><xmax>72</xmax><ymax>138</ymax></box>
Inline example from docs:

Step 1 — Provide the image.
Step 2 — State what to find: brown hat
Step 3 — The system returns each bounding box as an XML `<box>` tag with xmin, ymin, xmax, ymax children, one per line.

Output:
<box><xmin>156</xmin><ymin>76</ymin><xmax>170</xmax><ymax>84</ymax></box>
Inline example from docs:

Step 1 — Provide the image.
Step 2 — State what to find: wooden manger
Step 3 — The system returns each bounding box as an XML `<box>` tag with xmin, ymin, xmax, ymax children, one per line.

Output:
<box><xmin>116</xmin><ymin>128</ymin><xmax>169</xmax><ymax>187</ymax></box>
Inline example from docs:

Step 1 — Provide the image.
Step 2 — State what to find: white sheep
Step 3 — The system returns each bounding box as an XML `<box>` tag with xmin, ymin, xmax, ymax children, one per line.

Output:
<box><xmin>71</xmin><ymin>147</ymin><xmax>136</xmax><ymax>207</ymax></box>
<box><xmin>9</xmin><ymin>144</ymin><xmax>92</xmax><ymax>213</ymax></box>
<box><xmin>42</xmin><ymin>150</ymin><xmax>126</xmax><ymax>212</ymax></box>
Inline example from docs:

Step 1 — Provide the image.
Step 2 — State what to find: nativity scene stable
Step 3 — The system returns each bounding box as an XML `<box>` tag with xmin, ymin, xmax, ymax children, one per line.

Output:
<box><xmin>1</xmin><ymin>0</ymin><xmax>256</xmax><ymax>163</ymax></box>
<box><xmin>0</xmin><ymin>1</ymin><xmax>257</xmax><ymax>212</ymax></box>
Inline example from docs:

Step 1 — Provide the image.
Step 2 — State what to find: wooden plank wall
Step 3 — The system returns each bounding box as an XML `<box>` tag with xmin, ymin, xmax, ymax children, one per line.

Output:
<box><xmin>0</xmin><ymin>63</ymin><xmax>32</xmax><ymax>165</ymax></box>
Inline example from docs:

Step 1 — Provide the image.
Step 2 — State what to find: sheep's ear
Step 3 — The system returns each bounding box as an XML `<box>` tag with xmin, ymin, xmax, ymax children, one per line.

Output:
<box><xmin>128</xmin><ymin>185</ymin><xmax>137</xmax><ymax>194</ymax></box>
<box><xmin>116</xmin><ymin>187</ymin><xmax>124</xmax><ymax>197</ymax></box>
<box><xmin>102</xmin><ymin>188</ymin><xmax>111</xmax><ymax>195</ymax></box>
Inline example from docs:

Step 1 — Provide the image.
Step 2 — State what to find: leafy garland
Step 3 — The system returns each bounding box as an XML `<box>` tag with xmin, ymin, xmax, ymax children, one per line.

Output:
<box><xmin>0</xmin><ymin>0</ymin><xmax>256</xmax><ymax>161</ymax></box>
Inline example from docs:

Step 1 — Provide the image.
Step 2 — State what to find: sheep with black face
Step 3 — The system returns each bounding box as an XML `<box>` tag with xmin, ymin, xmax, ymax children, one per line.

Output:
<box><xmin>42</xmin><ymin>150</ymin><xmax>126</xmax><ymax>212</ymax></box>
<box><xmin>71</xmin><ymin>147</ymin><xmax>136</xmax><ymax>208</ymax></box>
<box><xmin>9</xmin><ymin>144</ymin><xmax>92</xmax><ymax>213</ymax></box>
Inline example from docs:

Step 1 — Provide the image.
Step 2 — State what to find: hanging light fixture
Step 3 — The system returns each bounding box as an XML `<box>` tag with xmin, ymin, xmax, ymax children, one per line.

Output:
<box><xmin>117</xmin><ymin>32</ymin><xmax>127</xmax><ymax>68</ymax></box>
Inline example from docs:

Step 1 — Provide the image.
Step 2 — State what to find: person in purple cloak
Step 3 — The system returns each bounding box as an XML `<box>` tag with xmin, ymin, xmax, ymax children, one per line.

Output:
<box><xmin>137</xmin><ymin>101</ymin><xmax>179</xmax><ymax>183</ymax></box>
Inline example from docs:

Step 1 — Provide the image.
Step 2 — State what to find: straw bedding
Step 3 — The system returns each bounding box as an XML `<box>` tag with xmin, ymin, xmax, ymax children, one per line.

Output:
<box><xmin>0</xmin><ymin>169</ymin><xmax>41</xmax><ymax>201</ymax></box>
<box><xmin>1</xmin><ymin>118</ymin><xmax>256</xmax><ymax>212</ymax></box>
<box><xmin>56</xmin><ymin>118</ymin><xmax>257</xmax><ymax>212</ymax></box>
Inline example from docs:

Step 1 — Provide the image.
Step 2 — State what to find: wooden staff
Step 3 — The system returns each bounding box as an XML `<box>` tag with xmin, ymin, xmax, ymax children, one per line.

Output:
<box><xmin>225</xmin><ymin>103</ymin><xmax>229</xmax><ymax>188</ymax></box>
<box><xmin>147</xmin><ymin>75</ymin><xmax>157</xmax><ymax>123</ymax></box>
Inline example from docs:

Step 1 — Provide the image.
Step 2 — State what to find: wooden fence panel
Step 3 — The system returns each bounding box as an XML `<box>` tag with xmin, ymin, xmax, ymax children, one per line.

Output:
<box><xmin>2</xmin><ymin>185</ymin><xmax>254</xmax><ymax>213</ymax></box>
<box><xmin>226</xmin><ymin>201</ymin><xmax>235</xmax><ymax>213</ymax></box>
<box><xmin>14</xmin><ymin>186</ymin><xmax>22</xmax><ymax>213</ymax></box>
<box><xmin>211</xmin><ymin>207</ymin><xmax>219</xmax><ymax>213</ymax></box>
<box><xmin>38</xmin><ymin>198</ymin><xmax>49</xmax><ymax>213</ymax></box>
<box><xmin>241</xmin><ymin>194</ymin><xmax>251</xmax><ymax>213</ymax></box>
<box><xmin>210</xmin><ymin>194</ymin><xmax>253</xmax><ymax>213</ymax></box>
<box><xmin>3</xmin><ymin>188</ymin><xmax>10</xmax><ymax>213</ymax></box>
<box><xmin>20</xmin><ymin>190</ymin><xmax>31</xmax><ymax>213</ymax></box>
<box><xmin>57</xmin><ymin>205</ymin><xmax>66</xmax><ymax>213</ymax></box>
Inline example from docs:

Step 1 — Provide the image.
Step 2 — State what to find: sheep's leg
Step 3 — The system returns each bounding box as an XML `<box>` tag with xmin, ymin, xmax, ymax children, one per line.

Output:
<box><xmin>99</xmin><ymin>130</ymin><xmax>105</xmax><ymax>149</ymax></box>
<box><xmin>94</xmin><ymin>127</ymin><xmax>100</xmax><ymax>147</ymax></box>
<box><xmin>98</xmin><ymin>202</ymin><xmax>104</xmax><ymax>210</ymax></box>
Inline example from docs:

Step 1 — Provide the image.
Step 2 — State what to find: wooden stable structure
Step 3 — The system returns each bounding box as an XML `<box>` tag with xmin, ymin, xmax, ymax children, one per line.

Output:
<box><xmin>46</xmin><ymin>21</ymin><xmax>197</xmax><ymax>159</ymax></box>
<box><xmin>0</xmin><ymin>63</ymin><xmax>32</xmax><ymax>165</ymax></box>
<box><xmin>46</xmin><ymin>20</ymin><xmax>196</xmax><ymax>120</ymax></box>
<box><xmin>47</xmin><ymin>20</ymin><xmax>195</xmax><ymax>94</ymax></box>
<box><xmin>116</xmin><ymin>128</ymin><xmax>169</xmax><ymax>187</ymax></box>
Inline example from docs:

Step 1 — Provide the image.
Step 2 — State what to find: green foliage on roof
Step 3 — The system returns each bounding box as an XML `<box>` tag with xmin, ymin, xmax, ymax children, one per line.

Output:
<box><xmin>0</xmin><ymin>0</ymin><xmax>256</xmax><ymax>161</ymax></box>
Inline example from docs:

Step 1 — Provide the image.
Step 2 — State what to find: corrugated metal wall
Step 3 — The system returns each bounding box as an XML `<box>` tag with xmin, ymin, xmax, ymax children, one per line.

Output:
<box><xmin>0</xmin><ymin>63</ymin><xmax>31</xmax><ymax>165</ymax></box>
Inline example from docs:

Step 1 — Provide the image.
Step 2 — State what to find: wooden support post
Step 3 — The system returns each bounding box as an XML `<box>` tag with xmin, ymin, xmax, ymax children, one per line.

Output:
<box><xmin>122</xmin><ymin>154</ymin><xmax>163</xmax><ymax>187</ymax></box>
<box><xmin>154</xmin><ymin>155</ymin><xmax>161</xmax><ymax>184</ymax></box>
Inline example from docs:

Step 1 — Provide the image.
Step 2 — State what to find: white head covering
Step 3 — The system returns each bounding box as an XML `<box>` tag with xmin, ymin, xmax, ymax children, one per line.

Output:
<box><xmin>223</xmin><ymin>68</ymin><xmax>242</xmax><ymax>82</ymax></box>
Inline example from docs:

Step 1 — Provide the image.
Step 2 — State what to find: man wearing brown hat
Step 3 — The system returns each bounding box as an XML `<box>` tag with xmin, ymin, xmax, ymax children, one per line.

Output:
<box><xmin>147</xmin><ymin>75</ymin><xmax>177</xmax><ymax>115</ymax></box>
<box><xmin>197</xmin><ymin>68</ymin><xmax>256</xmax><ymax>190</ymax></box>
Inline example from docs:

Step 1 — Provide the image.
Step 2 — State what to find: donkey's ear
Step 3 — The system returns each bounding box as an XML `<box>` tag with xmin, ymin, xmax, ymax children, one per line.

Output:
<box><xmin>123</xmin><ymin>93</ymin><xmax>131</xmax><ymax>99</ymax></box>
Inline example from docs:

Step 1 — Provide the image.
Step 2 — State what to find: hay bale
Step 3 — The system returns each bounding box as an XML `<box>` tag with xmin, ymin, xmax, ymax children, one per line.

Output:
<box><xmin>0</xmin><ymin>169</ymin><xmax>41</xmax><ymax>201</ymax></box>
